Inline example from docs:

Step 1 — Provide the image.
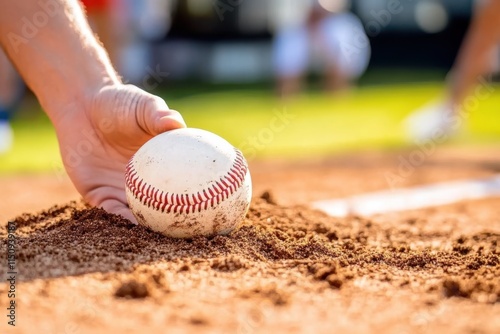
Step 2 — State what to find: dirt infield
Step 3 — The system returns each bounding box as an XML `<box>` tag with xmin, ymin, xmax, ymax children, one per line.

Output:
<box><xmin>1</xmin><ymin>148</ymin><xmax>499</xmax><ymax>333</ymax></box>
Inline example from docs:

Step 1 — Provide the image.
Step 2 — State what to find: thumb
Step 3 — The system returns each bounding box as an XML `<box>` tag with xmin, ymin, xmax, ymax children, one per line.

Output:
<box><xmin>126</xmin><ymin>84</ymin><xmax>187</xmax><ymax>136</ymax></box>
<box><xmin>148</xmin><ymin>97</ymin><xmax>187</xmax><ymax>136</ymax></box>
<box><xmin>154</xmin><ymin>108</ymin><xmax>187</xmax><ymax>135</ymax></box>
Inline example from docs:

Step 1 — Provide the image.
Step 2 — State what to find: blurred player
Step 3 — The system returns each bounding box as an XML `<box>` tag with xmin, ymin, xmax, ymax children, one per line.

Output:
<box><xmin>406</xmin><ymin>0</ymin><xmax>500</xmax><ymax>142</ymax></box>
<box><xmin>0</xmin><ymin>52</ymin><xmax>24</xmax><ymax>154</ymax></box>
<box><xmin>272</xmin><ymin>0</ymin><xmax>370</xmax><ymax>97</ymax></box>
<box><xmin>113</xmin><ymin>0</ymin><xmax>173</xmax><ymax>84</ymax></box>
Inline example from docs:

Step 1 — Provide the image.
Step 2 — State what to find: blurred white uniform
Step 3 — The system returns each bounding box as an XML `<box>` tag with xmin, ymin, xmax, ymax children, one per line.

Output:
<box><xmin>273</xmin><ymin>12</ymin><xmax>370</xmax><ymax>80</ymax></box>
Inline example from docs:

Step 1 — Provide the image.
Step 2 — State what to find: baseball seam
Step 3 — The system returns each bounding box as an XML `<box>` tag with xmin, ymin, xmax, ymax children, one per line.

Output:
<box><xmin>125</xmin><ymin>149</ymin><xmax>248</xmax><ymax>214</ymax></box>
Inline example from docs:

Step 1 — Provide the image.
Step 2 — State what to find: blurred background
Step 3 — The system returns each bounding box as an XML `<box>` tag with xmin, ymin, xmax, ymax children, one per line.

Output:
<box><xmin>1</xmin><ymin>0</ymin><xmax>500</xmax><ymax>173</ymax></box>
<box><xmin>104</xmin><ymin>0</ymin><xmax>472</xmax><ymax>83</ymax></box>
<box><xmin>95</xmin><ymin>0</ymin><xmax>474</xmax><ymax>84</ymax></box>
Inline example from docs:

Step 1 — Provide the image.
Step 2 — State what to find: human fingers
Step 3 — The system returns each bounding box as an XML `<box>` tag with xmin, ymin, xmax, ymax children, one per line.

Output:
<box><xmin>99</xmin><ymin>198</ymin><xmax>138</xmax><ymax>225</ymax></box>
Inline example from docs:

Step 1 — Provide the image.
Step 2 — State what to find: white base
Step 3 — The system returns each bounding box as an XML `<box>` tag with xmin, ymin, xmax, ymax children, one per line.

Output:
<box><xmin>312</xmin><ymin>176</ymin><xmax>500</xmax><ymax>217</ymax></box>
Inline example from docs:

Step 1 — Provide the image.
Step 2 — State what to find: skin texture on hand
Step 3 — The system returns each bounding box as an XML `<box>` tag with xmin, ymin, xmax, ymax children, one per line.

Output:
<box><xmin>57</xmin><ymin>84</ymin><xmax>185</xmax><ymax>223</ymax></box>
<box><xmin>0</xmin><ymin>0</ymin><xmax>186</xmax><ymax>222</ymax></box>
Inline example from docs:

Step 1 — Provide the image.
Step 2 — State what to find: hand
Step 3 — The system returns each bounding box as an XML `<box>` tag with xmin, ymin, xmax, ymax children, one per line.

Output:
<box><xmin>54</xmin><ymin>84</ymin><xmax>186</xmax><ymax>223</ymax></box>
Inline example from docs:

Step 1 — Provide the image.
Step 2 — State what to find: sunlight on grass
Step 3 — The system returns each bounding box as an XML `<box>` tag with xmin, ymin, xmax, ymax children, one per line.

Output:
<box><xmin>1</xmin><ymin>81</ymin><xmax>500</xmax><ymax>174</ymax></box>
<box><xmin>177</xmin><ymin>83</ymin><xmax>442</xmax><ymax>157</ymax></box>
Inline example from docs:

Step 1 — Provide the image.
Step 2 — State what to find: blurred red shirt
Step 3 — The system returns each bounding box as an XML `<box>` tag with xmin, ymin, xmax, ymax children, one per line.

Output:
<box><xmin>81</xmin><ymin>0</ymin><xmax>110</xmax><ymax>13</ymax></box>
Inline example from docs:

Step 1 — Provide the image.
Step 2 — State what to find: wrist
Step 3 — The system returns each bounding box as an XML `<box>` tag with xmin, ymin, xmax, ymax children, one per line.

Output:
<box><xmin>41</xmin><ymin>58</ymin><xmax>121</xmax><ymax>127</ymax></box>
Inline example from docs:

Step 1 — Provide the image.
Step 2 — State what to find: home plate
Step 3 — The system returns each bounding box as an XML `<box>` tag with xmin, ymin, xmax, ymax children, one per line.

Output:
<box><xmin>312</xmin><ymin>175</ymin><xmax>500</xmax><ymax>217</ymax></box>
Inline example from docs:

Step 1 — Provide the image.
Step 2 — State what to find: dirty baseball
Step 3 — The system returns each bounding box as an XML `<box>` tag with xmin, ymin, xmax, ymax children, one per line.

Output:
<box><xmin>125</xmin><ymin>128</ymin><xmax>252</xmax><ymax>238</ymax></box>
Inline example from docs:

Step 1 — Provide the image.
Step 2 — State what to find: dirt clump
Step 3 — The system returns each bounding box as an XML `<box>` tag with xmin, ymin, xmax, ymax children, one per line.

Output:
<box><xmin>1</xmin><ymin>196</ymin><xmax>499</xmax><ymax>333</ymax></box>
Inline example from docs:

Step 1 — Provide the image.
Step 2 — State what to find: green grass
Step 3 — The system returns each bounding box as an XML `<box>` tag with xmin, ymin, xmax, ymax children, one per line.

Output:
<box><xmin>1</xmin><ymin>108</ymin><xmax>61</xmax><ymax>173</ymax></box>
<box><xmin>2</xmin><ymin>80</ymin><xmax>500</xmax><ymax>174</ymax></box>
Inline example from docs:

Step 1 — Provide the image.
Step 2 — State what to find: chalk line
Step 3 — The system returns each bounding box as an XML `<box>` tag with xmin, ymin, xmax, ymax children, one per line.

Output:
<box><xmin>311</xmin><ymin>175</ymin><xmax>500</xmax><ymax>217</ymax></box>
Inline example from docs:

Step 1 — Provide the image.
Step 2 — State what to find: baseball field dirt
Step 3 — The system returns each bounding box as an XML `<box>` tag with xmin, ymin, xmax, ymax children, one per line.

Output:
<box><xmin>1</xmin><ymin>147</ymin><xmax>499</xmax><ymax>333</ymax></box>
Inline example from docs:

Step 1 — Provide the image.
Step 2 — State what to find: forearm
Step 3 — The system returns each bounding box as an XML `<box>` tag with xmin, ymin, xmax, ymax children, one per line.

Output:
<box><xmin>0</xmin><ymin>0</ymin><xmax>120</xmax><ymax>122</ymax></box>
<box><xmin>449</xmin><ymin>0</ymin><xmax>500</xmax><ymax>106</ymax></box>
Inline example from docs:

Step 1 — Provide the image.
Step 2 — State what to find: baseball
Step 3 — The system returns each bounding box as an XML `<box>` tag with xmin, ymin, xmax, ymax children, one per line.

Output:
<box><xmin>125</xmin><ymin>128</ymin><xmax>252</xmax><ymax>238</ymax></box>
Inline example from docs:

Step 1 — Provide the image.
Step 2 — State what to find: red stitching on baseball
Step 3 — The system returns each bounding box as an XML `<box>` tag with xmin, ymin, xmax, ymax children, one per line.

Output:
<box><xmin>126</xmin><ymin>149</ymin><xmax>248</xmax><ymax>214</ymax></box>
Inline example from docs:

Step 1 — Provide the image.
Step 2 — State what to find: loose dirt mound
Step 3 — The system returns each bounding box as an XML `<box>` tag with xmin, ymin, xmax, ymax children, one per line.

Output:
<box><xmin>1</xmin><ymin>194</ymin><xmax>499</xmax><ymax>333</ymax></box>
